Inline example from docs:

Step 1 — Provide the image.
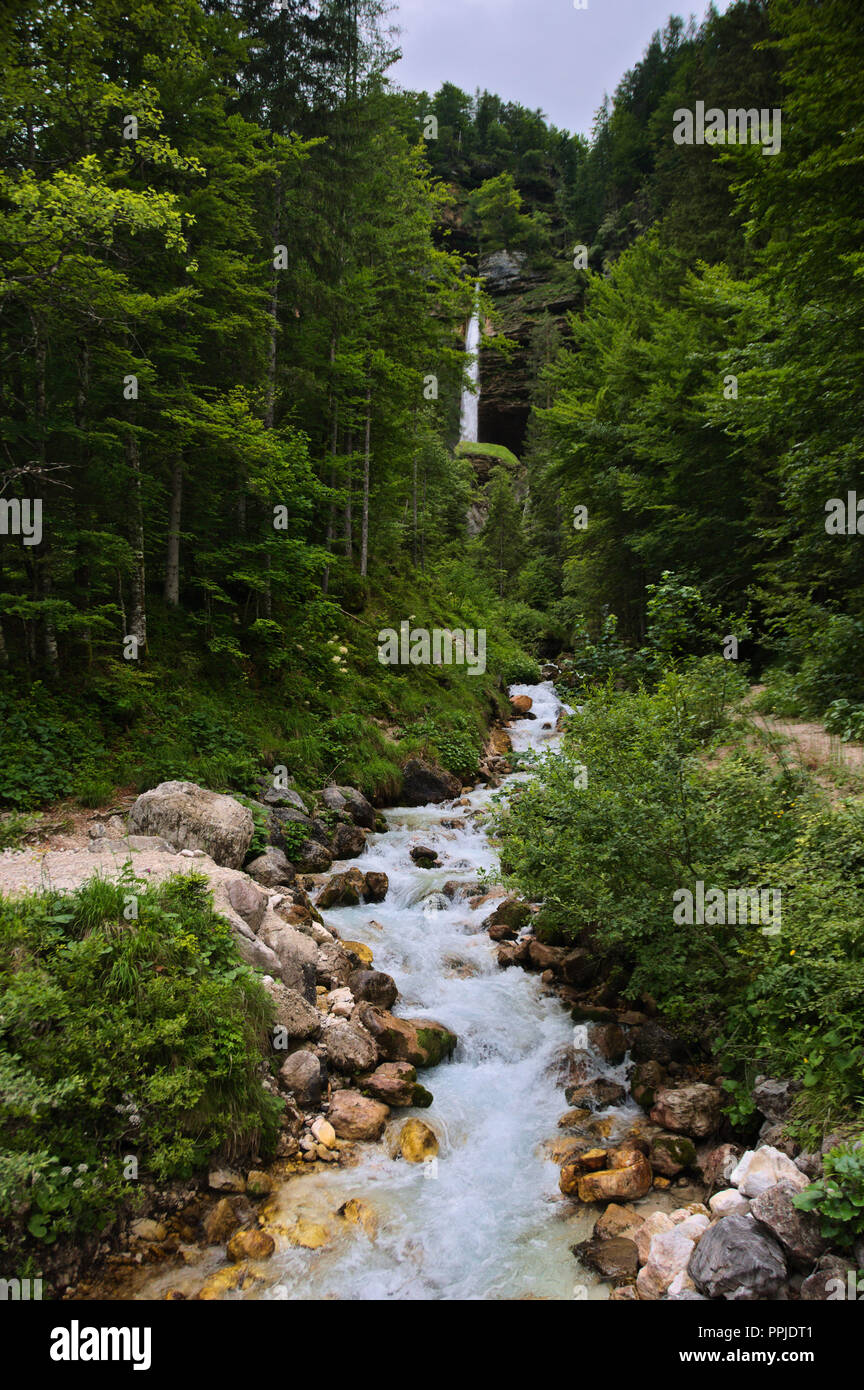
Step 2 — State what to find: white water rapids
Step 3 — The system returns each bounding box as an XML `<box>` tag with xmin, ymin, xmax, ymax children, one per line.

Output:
<box><xmin>133</xmin><ymin>683</ymin><xmax>632</xmax><ymax>1301</ymax></box>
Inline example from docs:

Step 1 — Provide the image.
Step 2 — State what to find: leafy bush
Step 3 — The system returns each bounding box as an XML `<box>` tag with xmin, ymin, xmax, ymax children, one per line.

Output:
<box><xmin>398</xmin><ymin>713</ymin><xmax>483</xmax><ymax>779</ymax></box>
<box><xmin>0</xmin><ymin>872</ymin><xmax>280</xmax><ymax>1257</ymax></box>
<box><xmin>794</xmin><ymin>1140</ymin><xmax>864</xmax><ymax>1247</ymax></box>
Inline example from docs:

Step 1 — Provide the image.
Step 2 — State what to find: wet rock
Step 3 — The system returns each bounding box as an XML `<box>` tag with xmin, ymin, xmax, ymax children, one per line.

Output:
<box><xmin>348</xmin><ymin>969</ymin><xmax>398</xmax><ymax>1010</ymax></box>
<box><xmin>588</xmin><ymin>1023</ymin><xmax>627</xmax><ymax>1064</ymax></box>
<box><xmin>340</xmin><ymin>939</ymin><xmax>374</xmax><ymax>968</ymax></box>
<box><xmin>292</xmin><ymin>839</ymin><xmax>333</xmax><ymax>874</ymax></box>
<box><xmin>594</xmin><ymin>1203</ymin><xmax>645</xmax><ymax>1244</ymax></box>
<box><xmin>245</xmin><ymin>1171</ymin><xmax>273</xmax><ymax>1197</ymax></box>
<box><xmin>558</xmin><ymin>1107</ymin><xmax>591</xmax><ymax>1130</ymax></box>
<box><xmin>331</xmin><ymin>822</ymin><xmax>367</xmax><ymax>859</ymax></box>
<box><xmin>338</xmin><ymin>1199</ymin><xmax>378</xmax><ymax>1237</ymax></box>
<box><xmin>268</xmin><ymin>981</ymin><xmax>321</xmax><ymax>1042</ymax></box>
<box><xmin>128</xmin><ymin>781</ymin><xmax>253</xmax><ymax>868</ymax></box>
<box><xmin>527</xmin><ymin>940</ymin><xmax>567</xmax><ymax>972</ymax></box>
<box><xmin>650</xmin><ymin>1133</ymin><xmax>697</xmax><ymax>1177</ymax></box>
<box><xmin>629</xmin><ymin>1020</ymin><xmax>685</xmax><ymax>1065</ymax></box>
<box><xmin>631</xmin><ymin>1060</ymin><xmax>666</xmax><ymax>1110</ymax></box>
<box><xmin>202</xmin><ymin>1198</ymin><xmax>240</xmax><ymax>1244</ymax></box>
<box><xmin>311</xmin><ymin>1117</ymin><xmax>337</xmax><ymax>1150</ymax></box>
<box><xmin>356</xmin><ymin>1004</ymin><xmax>432</xmax><ymax>1067</ymax></box>
<box><xmin>364</xmin><ymin>871</ymin><xmax>389</xmax><ymax>902</ymax></box>
<box><xmin>227</xmin><ymin>1229</ymin><xmax>275</xmax><ymax>1262</ymax></box>
<box><xmin>398</xmin><ymin>1118</ymin><xmax>439</xmax><ymax>1163</ymax></box>
<box><xmin>730</xmin><ymin>1146</ymin><xmax>810</xmax><ymax>1198</ymax></box>
<box><xmin>321</xmin><ymin>1018</ymin><xmax>378</xmax><ymax>1073</ymax></box>
<box><xmin>560</xmin><ymin>948</ymin><xmax>598</xmax><ymax>987</ymax></box>
<box><xmin>410</xmin><ymin>845</ymin><xmax>439</xmax><ymax>868</ymax></box>
<box><xmin>574</xmin><ymin>1235</ymin><xmax>639</xmax><ymax>1281</ymax></box>
<box><xmin>749</xmin><ymin>1181</ymin><xmax>828</xmax><ymax>1264</ymax></box>
<box><xmin>688</xmin><ymin>1213</ymin><xmax>787</xmax><ymax>1300</ymax></box>
<box><xmin>410</xmin><ymin>1017</ymin><xmax>457</xmax><ymax>1066</ymax></box>
<box><xmin>496</xmin><ymin>941</ymin><xmax>531</xmax><ymax>969</ymax></box>
<box><xmin>650</xmin><ymin>1084</ymin><xmax>722</xmax><ymax>1139</ymax></box>
<box><xmin>637</xmin><ymin>1228</ymin><xmax>700</xmax><ymax>1301</ymax></box>
<box><xmin>510</xmin><ymin>694</ymin><xmax>533</xmax><ymax>714</ymax></box>
<box><xmin>559</xmin><ymin>1149</ymin><xmax>610</xmax><ymax>1195</ymax></box>
<box><xmin>399</xmin><ymin>758</ymin><xmax>461</xmax><ymax>806</ymax></box>
<box><xmin>208</xmin><ymin>1165</ymin><xmax>246</xmax><ymax>1194</ymax></box>
<box><xmin>361</xmin><ymin>1061</ymin><xmax>423</xmax><ymax>1107</ymax></box>
<box><xmin>328</xmin><ymin>1089</ymin><xmax>390</xmax><ymax>1141</ymax></box>
<box><xmin>279</xmin><ymin>1050</ymin><xmax>322</xmax><ymax>1107</ymax></box>
<box><xmin>246</xmin><ymin>847</ymin><xmax>296</xmax><ymax>887</ymax></box>
<box><xmin>565</xmin><ymin>1079</ymin><xmax>627</xmax><ymax>1111</ymax></box>
<box><xmin>483</xmin><ymin>896</ymin><xmax>532</xmax><ymax>939</ymax></box>
<box><xmin>317</xmin><ymin>868</ymin><xmax>367</xmax><ymax>909</ymax></box>
<box><xmin>562</xmin><ymin>1147</ymin><xmax>653</xmax><ymax>1204</ymax></box>
<box><xmin>319</xmin><ymin>785</ymin><xmax>376</xmax><ymax>830</ymax></box>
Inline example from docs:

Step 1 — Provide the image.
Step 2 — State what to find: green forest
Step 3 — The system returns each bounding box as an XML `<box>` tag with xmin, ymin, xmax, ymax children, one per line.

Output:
<box><xmin>3</xmin><ymin>0</ymin><xmax>864</xmax><ymax>1309</ymax></box>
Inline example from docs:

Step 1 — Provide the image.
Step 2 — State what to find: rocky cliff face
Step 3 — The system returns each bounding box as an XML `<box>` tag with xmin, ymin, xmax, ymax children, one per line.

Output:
<box><xmin>477</xmin><ymin>250</ymin><xmax>582</xmax><ymax>457</ymax></box>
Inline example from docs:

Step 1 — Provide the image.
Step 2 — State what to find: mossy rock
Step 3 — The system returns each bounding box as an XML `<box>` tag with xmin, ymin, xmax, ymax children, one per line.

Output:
<box><xmin>411</xmin><ymin>1083</ymin><xmax>434</xmax><ymax>1108</ymax></box>
<box><xmin>415</xmin><ymin>1023</ymin><xmax>457</xmax><ymax>1067</ymax></box>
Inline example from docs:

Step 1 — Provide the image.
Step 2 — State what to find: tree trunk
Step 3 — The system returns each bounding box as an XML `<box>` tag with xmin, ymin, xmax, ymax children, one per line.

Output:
<box><xmin>125</xmin><ymin>428</ymin><xmax>147</xmax><ymax>651</ymax></box>
<box><xmin>164</xmin><ymin>459</ymin><xmax>183</xmax><ymax>606</ymax></box>
<box><xmin>359</xmin><ymin>364</ymin><xmax>371</xmax><ymax>578</ymax></box>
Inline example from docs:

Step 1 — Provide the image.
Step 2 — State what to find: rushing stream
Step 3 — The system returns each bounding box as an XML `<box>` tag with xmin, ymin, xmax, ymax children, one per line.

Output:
<box><xmin>133</xmin><ymin>683</ymin><xmax>629</xmax><ymax>1301</ymax></box>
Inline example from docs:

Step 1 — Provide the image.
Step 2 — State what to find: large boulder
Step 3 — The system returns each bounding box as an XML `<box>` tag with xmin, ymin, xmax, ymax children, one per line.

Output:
<box><xmin>651</xmin><ymin>1133</ymin><xmax>697</xmax><ymax>1177</ymax></box>
<box><xmin>348</xmin><ymin>969</ymin><xmax>398</xmax><ymax>1010</ymax></box>
<box><xmin>330</xmin><ymin>822</ymin><xmax>367</xmax><ymax>859</ymax></box>
<box><xmin>321</xmin><ymin>1018</ymin><xmax>379</xmax><ymax>1074</ymax></box>
<box><xmin>293</xmin><ymin>839</ymin><xmax>333</xmax><ymax>874</ymax></box>
<box><xmin>258</xmin><ymin>921</ymin><xmax>318</xmax><ymax>999</ymax></box>
<box><xmin>510</xmin><ymin>694</ymin><xmax>533</xmax><ymax>715</ymax></box>
<box><xmin>650</xmin><ymin>1084</ymin><xmax>723</xmax><ymax>1139</ymax></box>
<box><xmin>319</xmin><ymin>785</ymin><xmax>376</xmax><ymax>830</ymax></box>
<box><xmin>399</xmin><ymin>758</ymin><xmax>461</xmax><ymax>807</ymax></box>
<box><xmin>637</xmin><ymin>1228</ymin><xmax>700</xmax><ymax>1301</ymax></box>
<box><xmin>729</xmin><ymin>1146</ymin><xmax>810</xmax><ymax>1198</ymax></box>
<box><xmin>364</xmin><ymin>871</ymin><xmax>388</xmax><ymax>903</ymax></box>
<box><xmin>128</xmin><ymin>781</ymin><xmax>253</xmax><ymax>868</ymax></box>
<box><xmin>226</xmin><ymin>877</ymin><xmax>267</xmax><ymax>932</ymax></box>
<box><xmin>267</xmin><ymin>981</ymin><xmax>321</xmax><ymax>1043</ymax></box>
<box><xmin>398</xmin><ymin>1118</ymin><xmax>439</xmax><ymax>1163</ymax></box>
<box><xmin>573</xmin><ymin>1236</ymin><xmax>639</xmax><ymax>1281</ymax></box>
<box><xmin>328</xmin><ymin>1089</ymin><xmax>389</xmax><ymax>1141</ymax></box>
<box><xmin>317</xmin><ymin>868</ymin><xmax>367</xmax><ymax>909</ymax></box>
<box><xmin>245</xmin><ymin>847</ymin><xmax>296</xmax><ymax>888</ymax></box>
<box><xmin>279</xmin><ymin>1050</ymin><xmax>322</xmax><ymax>1107</ymax></box>
<box><xmin>355</xmin><ymin>1004</ymin><xmax>456</xmax><ymax>1068</ymax></box>
<box><xmin>630</xmin><ymin>1020</ymin><xmax>685</xmax><ymax>1065</ymax></box>
<box><xmin>562</xmin><ymin>1147</ymin><xmax>653</xmax><ymax>1204</ymax></box>
<box><xmin>688</xmin><ymin>1213</ymin><xmax>787</xmax><ymax>1300</ymax></box>
<box><xmin>749</xmin><ymin>1181</ymin><xmax>828</xmax><ymax>1264</ymax></box>
<box><xmin>483</xmin><ymin>896</ymin><xmax>532</xmax><ymax>939</ymax></box>
<box><xmin>361</xmin><ymin>1061</ymin><xmax>430</xmax><ymax>1107</ymax></box>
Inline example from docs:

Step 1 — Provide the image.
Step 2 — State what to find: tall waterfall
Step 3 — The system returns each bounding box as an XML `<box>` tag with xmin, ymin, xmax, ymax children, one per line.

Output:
<box><xmin>458</xmin><ymin>283</ymin><xmax>481</xmax><ymax>443</ymax></box>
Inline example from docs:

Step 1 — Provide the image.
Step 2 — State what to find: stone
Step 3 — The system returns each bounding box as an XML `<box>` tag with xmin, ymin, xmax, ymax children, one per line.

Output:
<box><xmin>399</xmin><ymin>758</ymin><xmax>461</xmax><ymax>806</ymax></box>
<box><xmin>327</xmin><ymin>986</ymin><xmax>355</xmax><ymax>1018</ymax></box>
<box><xmin>510</xmin><ymin>694</ymin><xmax>533</xmax><ymax>714</ymax></box>
<box><xmin>364</xmin><ymin>871</ymin><xmax>389</xmax><ymax>902</ymax></box>
<box><xmin>227</xmin><ymin>1229</ymin><xmax>275</xmax><ymax>1262</ymax></box>
<box><xmin>225</xmin><ymin>877</ymin><xmax>267</xmax><ymax>932</ymax></box>
<box><xmin>565</xmin><ymin>1079</ymin><xmax>627</xmax><ymax>1111</ymax></box>
<box><xmin>361</xmin><ymin>1061</ymin><xmax>421</xmax><ymax>1107</ymax></box>
<box><xmin>130</xmin><ymin>1218</ymin><xmax>167</xmax><ymax>1243</ymax></box>
<box><xmin>558</xmin><ymin>1107</ymin><xmax>591</xmax><ymax>1130</ymax></box>
<box><xmin>259</xmin><ymin>921</ymin><xmax>318</xmax><ymax>999</ymax></box>
<box><xmin>594</xmin><ymin>1203</ymin><xmax>645</xmax><ymax>1244</ymax></box>
<box><xmin>341</xmin><ymin>940</ymin><xmax>374</xmax><ymax>968</ymax></box>
<box><xmin>688</xmin><ymin>1213</ymin><xmax>787</xmax><ymax>1300</ymax></box>
<box><xmin>202</xmin><ymin>1198</ymin><xmax>240</xmax><ymax>1244</ymax></box>
<box><xmin>410</xmin><ymin>845</ymin><xmax>439</xmax><ymax>868</ymax></box>
<box><xmin>260</xmin><ymin>781</ymin><xmax>306</xmax><ymax>811</ymax></box>
<box><xmin>709</xmin><ymin>1189</ymin><xmax>750</xmax><ymax>1218</ymax></box>
<box><xmin>338</xmin><ymin>1199</ymin><xmax>378</xmax><ymax>1238</ymax></box>
<box><xmin>636</xmin><ymin>1211</ymin><xmax>675</xmax><ymax>1263</ymax></box>
<box><xmin>283</xmin><ymin>1220</ymin><xmax>330</xmax><ymax>1249</ymax></box>
<box><xmin>268</xmin><ymin>982</ymin><xmax>321</xmax><ymax>1042</ymax></box>
<box><xmin>314</xmin><ymin>940</ymin><xmax>355</xmax><ymax>990</ymax></box>
<box><xmin>328</xmin><ymin>1089</ymin><xmax>390</xmax><ymax>1141</ymax></box>
<box><xmin>630</xmin><ymin>1060</ymin><xmax>666</xmax><ymax>1110</ymax></box>
<box><xmin>650</xmin><ymin>1084</ymin><xmax>723</xmax><ymax>1139</ymax></box>
<box><xmin>128</xmin><ymin>781</ymin><xmax>253</xmax><ymax>868</ymax></box>
<box><xmin>730</xmin><ymin>1146</ymin><xmax>810</xmax><ymax>1198</ymax></box>
<box><xmin>278</xmin><ymin>1050</ymin><xmax>322</xmax><ymax>1107</ymax></box>
<box><xmin>398</xmin><ymin>1118</ymin><xmax>439</xmax><ymax>1163</ymax></box>
<box><xmin>293</xmin><ymin>839</ymin><xmax>333</xmax><ymax>874</ymax></box>
<box><xmin>753</xmin><ymin>1076</ymin><xmax>796</xmax><ymax>1124</ymax></box>
<box><xmin>348</xmin><ymin>969</ymin><xmax>398</xmax><ymax>1010</ymax></box>
<box><xmin>322</xmin><ymin>1018</ymin><xmax>379</xmax><ymax>1074</ymax></box>
<box><xmin>749</xmin><ymin>1181</ymin><xmax>828</xmax><ymax>1264</ymax></box>
<box><xmin>245</xmin><ymin>1171</ymin><xmax>273</xmax><ymax>1197</ymax></box>
<box><xmin>484</xmin><ymin>896</ymin><xmax>532</xmax><ymax>936</ymax></box>
<box><xmin>331</xmin><ymin>822</ymin><xmax>367</xmax><ymax>859</ymax></box>
<box><xmin>322</xmin><ymin>785</ymin><xmax>375</xmax><ymax>830</ymax></box>
<box><xmin>311</xmin><ymin>1116</ymin><xmax>337</xmax><ymax>1149</ymax></box>
<box><xmin>208</xmin><ymin>1165</ymin><xmax>246</xmax><ymax>1193</ymax></box>
<box><xmin>575</xmin><ymin>1149</ymin><xmax>653</xmax><ymax>1204</ymax></box>
<box><xmin>410</xmin><ymin>1017</ymin><xmax>457</xmax><ymax>1066</ymax></box>
<box><xmin>317</xmin><ymin>868</ymin><xmax>367</xmax><ymax>909</ymax></box>
<box><xmin>574</xmin><ymin>1236</ymin><xmax>639</xmax><ymax>1281</ymax></box>
<box><xmin>650</xmin><ymin>1133</ymin><xmax>697</xmax><ymax>1177</ymax></box>
<box><xmin>800</xmin><ymin>1255</ymin><xmax>855</xmax><ymax>1301</ymax></box>
<box><xmin>637</xmin><ymin>1228</ymin><xmax>699</xmax><ymax>1301</ymax></box>
<box><xmin>588</xmin><ymin>1023</ymin><xmax>627</xmax><ymax>1064</ymax></box>
<box><xmin>527</xmin><ymin>940</ymin><xmax>567</xmax><ymax>972</ymax></box>
<box><xmin>246</xmin><ymin>847</ymin><xmax>296</xmax><ymax>887</ymax></box>
<box><xmin>702</xmin><ymin>1143</ymin><xmax>742</xmax><ymax>1191</ymax></box>
<box><xmin>629</xmin><ymin>1020</ymin><xmax>685</xmax><ymax>1065</ymax></box>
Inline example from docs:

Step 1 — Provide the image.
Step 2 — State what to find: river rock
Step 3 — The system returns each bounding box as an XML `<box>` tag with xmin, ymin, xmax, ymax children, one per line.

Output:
<box><xmin>527</xmin><ymin>940</ymin><xmax>567</xmax><ymax>972</ymax></box>
<box><xmin>565</xmin><ymin>1079</ymin><xmax>627</xmax><ymax>1111</ymax></box>
<box><xmin>258</xmin><ymin>921</ymin><xmax>318</xmax><ymax>999</ymax></box>
<box><xmin>331</xmin><ymin>822</ymin><xmax>367</xmax><ymax>859</ymax></box>
<box><xmin>203</xmin><ymin>1198</ymin><xmax>240</xmax><ymax>1244</ymax></box>
<box><xmin>689</xmin><ymin>1212</ymin><xmax>787</xmax><ymax>1300</ymax></box>
<box><xmin>636</xmin><ymin>1211</ymin><xmax>675</xmax><ymax>1263</ymax></box>
<box><xmin>588</xmin><ymin>1022</ymin><xmax>627</xmax><ymax>1064</ymax></box>
<box><xmin>729</xmin><ymin>1146</ymin><xmax>810</xmax><ymax>1198</ymax></box>
<box><xmin>246</xmin><ymin>847</ymin><xmax>296</xmax><ymax>887</ymax></box>
<box><xmin>637</xmin><ymin>1228</ymin><xmax>699</xmax><ymax>1301</ymax></box>
<box><xmin>279</xmin><ymin>1050</ymin><xmax>322</xmax><ymax>1107</ymax></box>
<box><xmin>630</xmin><ymin>1060</ymin><xmax>666</xmax><ymax>1110</ymax></box>
<box><xmin>574</xmin><ymin>1235</ymin><xmax>639</xmax><ymax>1281</ymax></box>
<box><xmin>364</xmin><ymin>871</ymin><xmax>389</xmax><ymax>902</ymax></box>
<box><xmin>800</xmin><ymin>1254</ymin><xmax>855</xmax><ymax>1300</ymax></box>
<box><xmin>317</xmin><ymin>868</ymin><xmax>366</xmax><ymax>908</ymax></box>
<box><xmin>128</xmin><ymin>781</ymin><xmax>253</xmax><ymax>868</ymax></box>
<box><xmin>322</xmin><ymin>1018</ymin><xmax>379</xmax><ymax>1073</ymax></box>
<box><xmin>268</xmin><ymin>981</ymin><xmax>321</xmax><ymax>1042</ymax></box>
<box><xmin>753</xmin><ymin>1076</ymin><xmax>796</xmax><ymax>1124</ymax></box>
<box><xmin>410</xmin><ymin>1017</ymin><xmax>457</xmax><ymax>1065</ymax></box>
<box><xmin>483</xmin><ymin>896</ymin><xmax>532</xmax><ymax>939</ymax></box>
<box><xmin>650</xmin><ymin>1133</ymin><xmax>697</xmax><ymax>1177</ymax></box>
<box><xmin>348</xmin><ymin>969</ymin><xmax>398</xmax><ymax>1009</ymax></box>
<box><xmin>410</xmin><ymin>845</ymin><xmax>440</xmax><ymax>868</ymax></box>
<box><xmin>328</xmin><ymin>1089</ymin><xmax>390</xmax><ymax>1141</ymax></box>
<box><xmin>702</xmin><ymin>1143</ymin><xmax>742</xmax><ymax>1191</ymax></box>
<box><xmin>650</xmin><ymin>1083</ymin><xmax>722</xmax><ymax>1138</ymax></box>
<box><xmin>749</xmin><ymin>1181</ymin><xmax>828</xmax><ymax>1263</ymax></box>
<box><xmin>510</xmin><ymin>694</ymin><xmax>533</xmax><ymax>714</ymax></box>
<box><xmin>208</xmin><ymin>1164</ymin><xmax>246</xmax><ymax>1194</ymax></box>
<box><xmin>338</xmin><ymin>1198</ymin><xmax>378</xmax><ymax>1237</ymax></box>
<box><xmin>560</xmin><ymin>947</ymin><xmax>598</xmax><ymax>986</ymax></box>
<box><xmin>709</xmin><ymin>1188</ymin><xmax>750</xmax><ymax>1218</ymax></box>
<box><xmin>292</xmin><ymin>839</ymin><xmax>333</xmax><ymax>874</ymax></box>
<box><xmin>398</xmin><ymin>1118</ymin><xmax>439</xmax><ymax>1163</ymax></box>
<box><xmin>400</xmin><ymin>758</ymin><xmax>461</xmax><ymax>806</ymax></box>
<box><xmin>315</xmin><ymin>940</ymin><xmax>356</xmax><ymax>989</ymax></box>
<box><xmin>319</xmin><ymin>785</ymin><xmax>376</xmax><ymax>829</ymax></box>
<box><xmin>594</xmin><ymin>1203</ymin><xmax>646</xmax><ymax>1244</ymax></box>
<box><xmin>355</xmin><ymin>1004</ymin><xmax>448</xmax><ymax>1067</ymax></box>
<box><xmin>361</xmin><ymin>1061</ymin><xmax>422</xmax><ymax>1106</ymax></box>
<box><xmin>227</xmin><ymin>1229</ymin><xmax>275</xmax><ymax>1262</ymax></box>
<box><xmin>630</xmin><ymin>1020</ymin><xmax>685</xmax><ymax>1065</ymax></box>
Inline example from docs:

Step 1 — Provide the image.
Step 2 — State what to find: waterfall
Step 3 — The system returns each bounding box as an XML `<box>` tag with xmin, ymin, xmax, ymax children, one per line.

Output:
<box><xmin>458</xmin><ymin>283</ymin><xmax>481</xmax><ymax>443</ymax></box>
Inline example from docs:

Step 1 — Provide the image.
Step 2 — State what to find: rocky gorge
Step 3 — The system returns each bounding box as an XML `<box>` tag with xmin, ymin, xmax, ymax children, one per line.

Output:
<box><xmin>0</xmin><ymin>683</ymin><xmax>852</xmax><ymax>1302</ymax></box>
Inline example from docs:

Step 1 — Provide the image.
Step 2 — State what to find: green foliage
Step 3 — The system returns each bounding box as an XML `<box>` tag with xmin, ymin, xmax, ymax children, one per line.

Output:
<box><xmin>398</xmin><ymin>713</ymin><xmax>482</xmax><ymax>780</ymax></box>
<box><xmin>0</xmin><ymin>871</ymin><xmax>280</xmax><ymax>1257</ymax></box>
<box><xmin>794</xmin><ymin>1141</ymin><xmax>864</xmax><ymax>1248</ymax></box>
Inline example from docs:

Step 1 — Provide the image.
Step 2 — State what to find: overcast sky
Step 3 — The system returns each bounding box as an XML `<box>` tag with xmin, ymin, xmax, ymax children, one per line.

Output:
<box><xmin>390</xmin><ymin>0</ymin><xmax>734</xmax><ymax>137</ymax></box>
